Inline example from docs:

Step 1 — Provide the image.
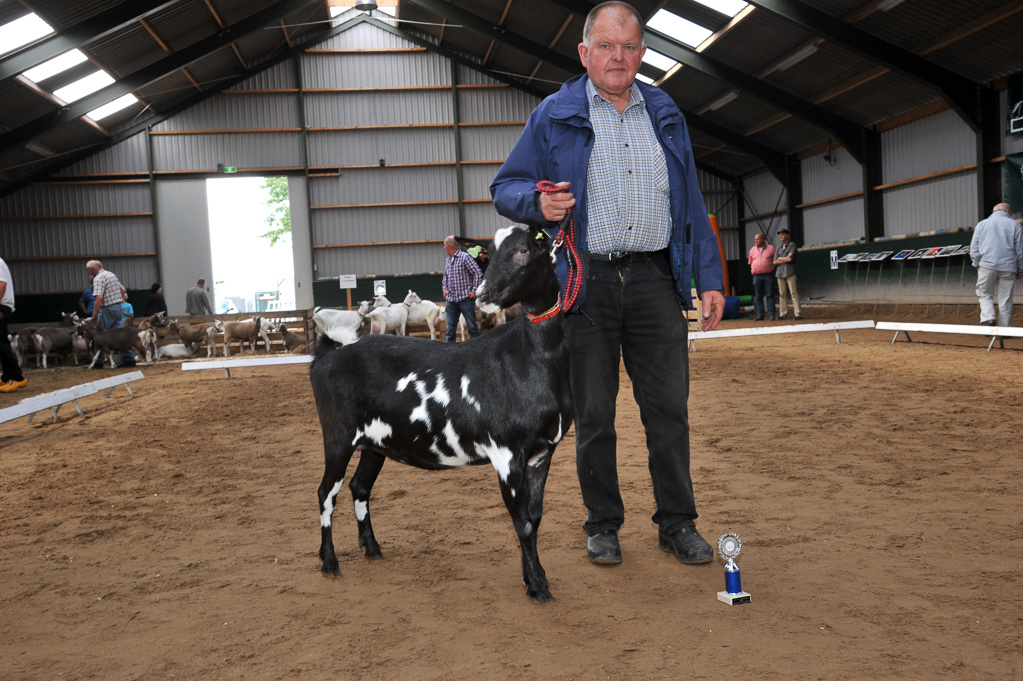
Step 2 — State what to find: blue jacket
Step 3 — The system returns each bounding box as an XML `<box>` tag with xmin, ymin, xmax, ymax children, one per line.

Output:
<box><xmin>490</xmin><ymin>74</ymin><xmax>723</xmax><ymax>311</ymax></box>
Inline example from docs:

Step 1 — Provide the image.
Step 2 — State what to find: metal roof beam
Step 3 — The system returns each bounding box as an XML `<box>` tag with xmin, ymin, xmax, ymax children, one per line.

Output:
<box><xmin>642</xmin><ymin>29</ymin><xmax>869</xmax><ymax>165</ymax></box>
<box><xmin>0</xmin><ymin>0</ymin><xmax>323</xmax><ymax>156</ymax></box>
<box><xmin>0</xmin><ymin>0</ymin><xmax>179</xmax><ymax>82</ymax></box>
<box><xmin>747</xmin><ymin>0</ymin><xmax>987</xmax><ymax>131</ymax></box>
<box><xmin>682</xmin><ymin>111</ymin><xmax>788</xmax><ymax>184</ymax></box>
<box><xmin>403</xmin><ymin>0</ymin><xmax>582</xmax><ymax>79</ymax></box>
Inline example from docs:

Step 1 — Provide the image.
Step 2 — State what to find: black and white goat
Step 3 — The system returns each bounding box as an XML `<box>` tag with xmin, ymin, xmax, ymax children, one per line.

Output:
<box><xmin>309</xmin><ymin>225</ymin><xmax>571</xmax><ymax>603</ymax></box>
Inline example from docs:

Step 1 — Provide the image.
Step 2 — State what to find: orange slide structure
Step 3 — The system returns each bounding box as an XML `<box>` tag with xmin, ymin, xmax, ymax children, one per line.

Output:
<box><xmin>708</xmin><ymin>214</ymin><xmax>730</xmax><ymax>295</ymax></box>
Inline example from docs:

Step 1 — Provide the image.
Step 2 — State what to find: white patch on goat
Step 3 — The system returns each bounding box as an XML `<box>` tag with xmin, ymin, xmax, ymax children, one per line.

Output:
<box><xmin>528</xmin><ymin>449</ymin><xmax>549</xmax><ymax>468</ymax></box>
<box><xmin>403</xmin><ymin>373</ymin><xmax>450</xmax><ymax>430</ymax></box>
<box><xmin>476</xmin><ymin>437</ymin><xmax>514</xmax><ymax>484</ymax></box>
<box><xmin>433</xmin><ymin>420</ymin><xmax>472</xmax><ymax>467</ymax></box>
<box><xmin>461</xmin><ymin>376</ymin><xmax>481</xmax><ymax>412</ymax></box>
<box><xmin>354</xmin><ymin>499</ymin><xmax>368</xmax><ymax>521</ymax></box>
<box><xmin>320</xmin><ymin>479</ymin><xmax>344</xmax><ymax>527</ymax></box>
<box><xmin>493</xmin><ymin>225</ymin><xmax>521</xmax><ymax>252</ymax></box>
<box><xmin>397</xmin><ymin>372</ymin><xmax>417</xmax><ymax>392</ymax></box>
<box><xmin>354</xmin><ymin>418</ymin><xmax>392</xmax><ymax>447</ymax></box>
<box><xmin>550</xmin><ymin>414</ymin><xmax>563</xmax><ymax>444</ymax></box>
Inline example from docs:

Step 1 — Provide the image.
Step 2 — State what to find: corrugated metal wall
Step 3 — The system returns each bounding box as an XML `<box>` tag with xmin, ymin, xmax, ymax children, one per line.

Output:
<box><xmin>880</xmin><ymin>108</ymin><xmax>978</xmax><ymax>236</ymax></box>
<box><xmin>742</xmin><ymin>172</ymin><xmax>788</xmax><ymax>248</ymax></box>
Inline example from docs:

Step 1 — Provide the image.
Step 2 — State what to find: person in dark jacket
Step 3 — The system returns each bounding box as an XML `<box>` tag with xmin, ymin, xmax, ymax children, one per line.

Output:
<box><xmin>145</xmin><ymin>282</ymin><xmax>168</xmax><ymax>316</ymax></box>
<box><xmin>490</xmin><ymin>1</ymin><xmax>724</xmax><ymax>569</ymax></box>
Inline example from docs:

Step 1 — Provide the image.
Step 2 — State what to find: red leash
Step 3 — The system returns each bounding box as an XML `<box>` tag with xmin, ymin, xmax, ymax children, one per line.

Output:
<box><xmin>536</xmin><ymin>181</ymin><xmax>583</xmax><ymax>313</ymax></box>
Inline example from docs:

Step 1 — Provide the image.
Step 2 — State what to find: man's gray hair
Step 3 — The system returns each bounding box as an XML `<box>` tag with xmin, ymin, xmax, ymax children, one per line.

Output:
<box><xmin>582</xmin><ymin>1</ymin><xmax>645</xmax><ymax>47</ymax></box>
<box><xmin>86</xmin><ymin>259</ymin><xmax>102</xmax><ymax>270</ymax></box>
<box><xmin>994</xmin><ymin>202</ymin><xmax>1012</xmax><ymax>214</ymax></box>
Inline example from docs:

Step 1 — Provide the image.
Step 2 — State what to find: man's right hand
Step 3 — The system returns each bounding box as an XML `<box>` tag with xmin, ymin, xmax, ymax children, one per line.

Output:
<box><xmin>539</xmin><ymin>181</ymin><xmax>575</xmax><ymax>223</ymax></box>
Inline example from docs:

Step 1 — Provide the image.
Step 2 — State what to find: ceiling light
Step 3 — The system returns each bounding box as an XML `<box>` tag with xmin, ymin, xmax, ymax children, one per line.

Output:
<box><xmin>354</xmin><ymin>0</ymin><xmax>378</xmax><ymax>10</ymax></box>
<box><xmin>87</xmin><ymin>93</ymin><xmax>139</xmax><ymax>121</ymax></box>
<box><xmin>876</xmin><ymin>0</ymin><xmax>906</xmax><ymax>10</ymax></box>
<box><xmin>646</xmin><ymin>10</ymin><xmax>713</xmax><ymax>48</ymax></box>
<box><xmin>0</xmin><ymin>13</ymin><xmax>54</xmax><ymax>58</ymax></box>
<box><xmin>706</xmin><ymin>90</ymin><xmax>738</xmax><ymax>111</ymax></box>
<box><xmin>692</xmin><ymin>0</ymin><xmax>750</xmax><ymax>18</ymax></box>
<box><xmin>775</xmin><ymin>43</ymin><xmax>818</xmax><ymax>71</ymax></box>
<box><xmin>25</xmin><ymin>141</ymin><xmax>55</xmax><ymax>157</ymax></box>
<box><xmin>641</xmin><ymin>49</ymin><xmax>677</xmax><ymax>73</ymax></box>
<box><xmin>52</xmin><ymin>71</ymin><xmax>115</xmax><ymax>103</ymax></box>
<box><xmin>23</xmin><ymin>49</ymin><xmax>88</xmax><ymax>83</ymax></box>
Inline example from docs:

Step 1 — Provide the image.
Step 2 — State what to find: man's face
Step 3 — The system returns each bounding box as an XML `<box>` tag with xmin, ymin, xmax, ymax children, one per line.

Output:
<box><xmin>444</xmin><ymin>242</ymin><xmax>458</xmax><ymax>256</ymax></box>
<box><xmin>754</xmin><ymin>234</ymin><xmax>765</xmax><ymax>248</ymax></box>
<box><xmin>779</xmin><ymin>232</ymin><xmax>789</xmax><ymax>244</ymax></box>
<box><xmin>578</xmin><ymin>8</ymin><xmax>645</xmax><ymax>102</ymax></box>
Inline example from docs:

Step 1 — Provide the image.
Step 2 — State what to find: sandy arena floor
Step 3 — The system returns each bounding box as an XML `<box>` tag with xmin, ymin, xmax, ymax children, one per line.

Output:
<box><xmin>1</xmin><ymin>304</ymin><xmax>1020</xmax><ymax>680</ymax></box>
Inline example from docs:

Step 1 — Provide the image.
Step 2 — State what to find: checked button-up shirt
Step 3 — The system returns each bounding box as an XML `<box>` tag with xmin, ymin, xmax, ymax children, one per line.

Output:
<box><xmin>443</xmin><ymin>250</ymin><xmax>483</xmax><ymax>302</ymax></box>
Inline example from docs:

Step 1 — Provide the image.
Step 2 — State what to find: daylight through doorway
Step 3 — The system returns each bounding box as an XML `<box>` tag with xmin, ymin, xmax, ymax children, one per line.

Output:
<box><xmin>205</xmin><ymin>176</ymin><xmax>295</xmax><ymax>314</ymax></box>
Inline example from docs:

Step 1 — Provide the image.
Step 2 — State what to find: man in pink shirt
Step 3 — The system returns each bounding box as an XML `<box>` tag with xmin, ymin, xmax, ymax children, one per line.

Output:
<box><xmin>748</xmin><ymin>232</ymin><xmax>777</xmax><ymax>321</ymax></box>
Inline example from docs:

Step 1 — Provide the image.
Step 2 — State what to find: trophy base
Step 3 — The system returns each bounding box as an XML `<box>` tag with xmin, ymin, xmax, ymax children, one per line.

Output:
<box><xmin>717</xmin><ymin>590</ymin><xmax>751</xmax><ymax>605</ymax></box>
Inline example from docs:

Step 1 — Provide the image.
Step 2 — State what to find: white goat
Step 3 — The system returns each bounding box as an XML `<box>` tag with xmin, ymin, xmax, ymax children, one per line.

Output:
<box><xmin>313</xmin><ymin>300</ymin><xmax>372</xmax><ymax>345</ymax></box>
<box><xmin>366</xmin><ymin>291</ymin><xmax>416</xmax><ymax>336</ymax></box>
<box><xmin>401</xmin><ymin>290</ymin><xmax>443</xmax><ymax>341</ymax></box>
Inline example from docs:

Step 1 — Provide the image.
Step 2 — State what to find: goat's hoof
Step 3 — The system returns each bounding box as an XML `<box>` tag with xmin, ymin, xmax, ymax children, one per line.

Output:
<box><xmin>526</xmin><ymin>587</ymin><xmax>554</xmax><ymax>605</ymax></box>
<box><xmin>320</xmin><ymin>564</ymin><xmax>340</xmax><ymax>577</ymax></box>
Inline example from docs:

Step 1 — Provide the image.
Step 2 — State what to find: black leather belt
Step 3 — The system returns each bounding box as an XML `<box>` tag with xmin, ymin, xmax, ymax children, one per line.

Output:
<box><xmin>590</xmin><ymin>249</ymin><xmax>667</xmax><ymax>266</ymax></box>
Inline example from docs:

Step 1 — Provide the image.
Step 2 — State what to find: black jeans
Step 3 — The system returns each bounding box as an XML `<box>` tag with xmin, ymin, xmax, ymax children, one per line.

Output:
<box><xmin>0</xmin><ymin>304</ymin><xmax>25</xmax><ymax>383</ymax></box>
<box><xmin>566</xmin><ymin>252</ymin><xmax>697</xmax><ymax>537</ymax></box>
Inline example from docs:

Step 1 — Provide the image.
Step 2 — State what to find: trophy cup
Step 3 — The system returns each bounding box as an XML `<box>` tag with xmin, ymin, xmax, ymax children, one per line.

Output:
<box><xmin>717</xmin><ymin>532</ymin><xmax>751</xmax><ymax>605</ymax></box>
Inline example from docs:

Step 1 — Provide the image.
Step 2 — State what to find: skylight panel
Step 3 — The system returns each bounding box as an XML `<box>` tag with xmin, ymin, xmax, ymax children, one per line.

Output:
<box><xmin>641</xmin><ymin>49</ymin><xmax>678</xmax><ymax>73</ymax></box>
<box><xmin>646</xmin><ymin>10</ymin><xmax>713</xmax><ymax>48</ymax></box>
<box><xmin>635</xmin><ymin>73</ymin><xmax>654</xmax><ymax>85</ymax></box>
<box><xmin>53</xmin><ymin>71</ymin><xmax>115</xmax><ymax>104</ymax></box>
<box><xmin>0</xmin><ymin>13</ymin><xmax>54</xmax><ymax>57</ymax></box>
<box><xmin>87</xmin><ymin>93</ymin><xmax>139</xmax><ymax>121</ymax></box>
<box><xmin>22</xmin><ymin>49</ymin><xmax>88</xmax><ymax>83</ymax></box>
<box><xmin>692</xmin><ymin>0</ymin><xmax>750</xmax><ymax>18</ymax></box>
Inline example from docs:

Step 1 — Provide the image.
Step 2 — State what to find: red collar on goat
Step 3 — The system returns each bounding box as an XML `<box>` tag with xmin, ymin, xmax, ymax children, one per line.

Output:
<box><xmin>526</xmin><ymin>295</ymin><xmax>561</xmax><ymax>324</ymax></box>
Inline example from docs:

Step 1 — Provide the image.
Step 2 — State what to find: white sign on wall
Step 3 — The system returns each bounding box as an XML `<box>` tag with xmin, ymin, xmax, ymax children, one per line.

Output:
<box><xmin>830</xmin><ymin>250</ymin><xmax>838</xmax><ymax>269</ymax></box>
<box><xmin>374</xmin><ymin>280</ymin><xmax>387</xmax><ymax>297</ymax></box>
<box><xmin>338</xmin><ymin>274</ymin><xmax>356</xmax><ymax>289</ymax></box>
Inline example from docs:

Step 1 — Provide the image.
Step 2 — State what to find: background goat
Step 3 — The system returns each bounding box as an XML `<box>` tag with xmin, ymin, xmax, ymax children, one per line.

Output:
<box><xmin>217</xmin><ymin>317</ymin><xmax>271</xmax><ymax>356</ymax></box>
<box><xmin>312</xmin><ymin>301</ymin><xmax>371</xmax><ymax>345</ymax></box>
<box><xmin>309</xmin><ymin>224</ymin><xmax>571</xmax><ymax>603</ymax></box>
<box><xmin>277</xmin><ymin>323</ymin><xmax>308</xmax><ymax>353</ymax></box>
<box><xmin>168</xmin><ymin>320</ymin><xmax>217</xmax><ymax>357</ymax></box>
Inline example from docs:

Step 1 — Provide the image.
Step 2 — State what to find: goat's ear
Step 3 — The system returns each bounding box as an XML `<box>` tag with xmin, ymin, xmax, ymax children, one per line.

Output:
<box><xmin>528</xmin><ymin>223</ymin><xmax>550</xmax><ymax>248</ymax></box>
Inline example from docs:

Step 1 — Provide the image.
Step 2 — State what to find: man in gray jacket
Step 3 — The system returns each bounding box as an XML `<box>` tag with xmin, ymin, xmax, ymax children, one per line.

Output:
<box><xmin>970</xmin><ymin>203</ymin><xmax>1023</xmax><ymax>327</ymax></box>
<box><xmin>773</xmin><ymin>228</ymin><xmax>801</xmax><ymax>320</ymax></box>
<box><xmin>185</xmin><ymin>278</ymin><xmax>214</xmax><ymax>316</ymax></box>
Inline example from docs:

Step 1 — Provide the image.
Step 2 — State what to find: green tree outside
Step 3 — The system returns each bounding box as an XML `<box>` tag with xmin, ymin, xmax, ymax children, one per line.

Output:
<box><xmin>260</xmin><ymin>176</ymin><xmax>290</xmax><ymax>246</ymax></box>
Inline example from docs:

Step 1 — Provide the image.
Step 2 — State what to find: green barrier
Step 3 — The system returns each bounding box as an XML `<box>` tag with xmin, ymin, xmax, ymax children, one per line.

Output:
<box><xmin>737</xmin><ymin>295</ymin><xmax>753</xmax><ymax>305</ymax></box>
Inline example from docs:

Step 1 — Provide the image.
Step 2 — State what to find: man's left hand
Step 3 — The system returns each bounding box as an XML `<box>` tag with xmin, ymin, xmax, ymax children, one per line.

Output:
<box><xmin>699</xmin><ymin>290</ymin><xmax>726</xmax><ymax>331</ymax></box>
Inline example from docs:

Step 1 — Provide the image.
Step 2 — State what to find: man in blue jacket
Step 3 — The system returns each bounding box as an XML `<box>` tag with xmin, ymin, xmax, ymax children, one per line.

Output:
<box><xmin>491</xmin><ymin>1</ymin><xmax>725</xmax><ymax>568</ymax></box>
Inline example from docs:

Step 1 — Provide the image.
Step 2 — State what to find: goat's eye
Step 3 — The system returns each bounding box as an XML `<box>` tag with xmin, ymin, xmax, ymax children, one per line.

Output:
<box><xmin>519</xmin><ymin>247</ymin><xmax>528</xmax><ymax>255</ymax></box>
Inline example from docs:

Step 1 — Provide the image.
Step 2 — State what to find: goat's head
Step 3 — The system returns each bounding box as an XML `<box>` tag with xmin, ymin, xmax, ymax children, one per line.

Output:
<box><xmin>403</xmin><ymin>290</ymin><xmax>421</xmax><ymax>306</ymax></box>
<box><xmin>477</xmin><ymin>225</ymin><xmax>553</xmax><ymax>310</ymax></box>
<box><xmin>357</xmin><ymin>300</ymin><xmax>373</xmax><ymax>316</ymax></box>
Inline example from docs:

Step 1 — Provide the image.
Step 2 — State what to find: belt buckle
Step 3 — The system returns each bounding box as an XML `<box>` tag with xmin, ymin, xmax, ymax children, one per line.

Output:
<box><xmin>607</xmin><ymin>251</ymin><xmax>625</xmax><ymax>264</ymax></box>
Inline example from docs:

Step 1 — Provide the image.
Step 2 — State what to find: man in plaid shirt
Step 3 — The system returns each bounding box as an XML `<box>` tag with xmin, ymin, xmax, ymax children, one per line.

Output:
<box><xmin>442</xmin><ymin>236</ymin><xmax>483</xmax><ymax>342</ymax></box>
<box><xmin>86</xmin><ymin>259</ymin><xmax>136</xmax><ymax>368</ymax></box>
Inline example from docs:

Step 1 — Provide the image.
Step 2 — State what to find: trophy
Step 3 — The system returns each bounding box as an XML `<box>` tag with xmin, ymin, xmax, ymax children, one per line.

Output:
<box><xmin>717</xmin><ymin>532</ymin><xmax>751</xmax><ymax>605</ymax></box>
